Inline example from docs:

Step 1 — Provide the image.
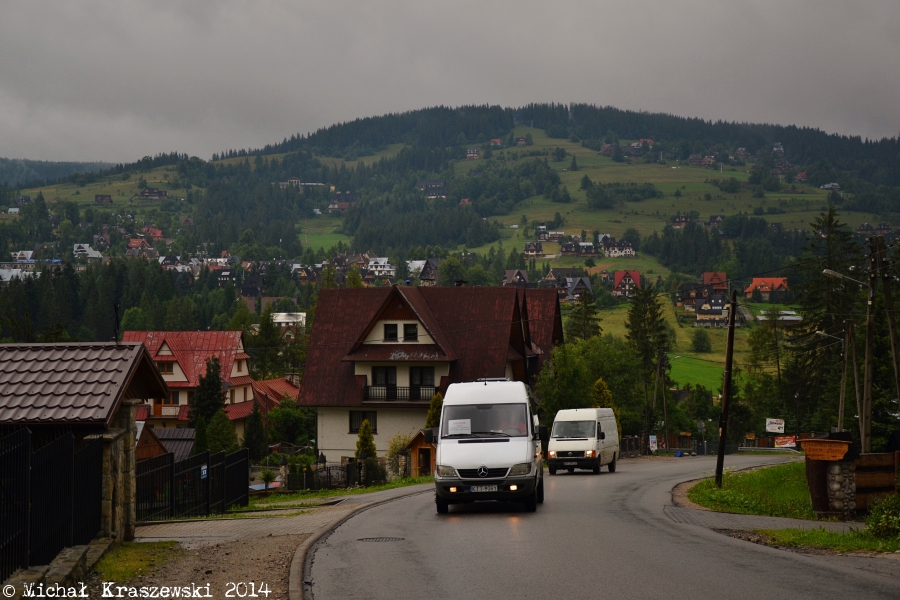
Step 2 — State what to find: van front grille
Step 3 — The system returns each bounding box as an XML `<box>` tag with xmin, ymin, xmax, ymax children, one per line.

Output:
<box><xmin>554</xmin><ymin>451</ymin><xmax>585</xmax><ymax>458</ymax></box>
<box><xmin>458</xmin><ymin>468</ymin><xmax>509</xmax><ymax>478</ymax></box>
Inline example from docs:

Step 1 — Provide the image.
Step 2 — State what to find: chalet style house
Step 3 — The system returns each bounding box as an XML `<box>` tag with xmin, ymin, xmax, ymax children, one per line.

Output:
<box><xmin>702</xmin><ymin>272</ymin><xmax>728</xmax><ymax>294</ymax></box>
<box><xmin>678</xmin><ymin>284</ymin><xmax>714</xmax><ymax>311</ymax></box>
<box><xmin>613</xmin><ymin>270</ymin><xmax>641</xmax><ymax>298</ymax></box>
<box><xmin>297</xmin><ymin>286</ymin><xmax>562</xmax><ymax>460</ymax></box>
<box><xmin>123</xmin><ymin>331</ymin><xmax>255</xmax><ymax>428</ymax></box>
<box><xmin>744</xmin><ymin>277</ymin><xmax>789</xmax><ymax>301</ymax></box>
<box><xmin>695</xmin><ymin>295</ymin><xmax>734</xmax><ymax>328</ymax></box>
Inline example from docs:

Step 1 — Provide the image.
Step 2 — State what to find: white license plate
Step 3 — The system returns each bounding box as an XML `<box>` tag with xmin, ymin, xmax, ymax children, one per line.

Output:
<box><xmin>470</xmin><ymin>485</ymin><xmax>498</xmax><ymax>492</ymax></box>
<box><xmin>563</xmin><ymin>462</ymin><xmax>577</xmax><ymax>466</ymax></box>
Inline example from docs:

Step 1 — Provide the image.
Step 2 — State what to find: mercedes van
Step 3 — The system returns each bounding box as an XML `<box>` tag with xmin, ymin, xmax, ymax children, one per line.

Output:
<box><xmin>547</xmin><ymin>407</ymin><xmax>619</xmax><ymax>474</ymax></box>
<box><xmin>425</xmin><ymin>380</ymin><xmax>545</xmax><ymax>514</ymax></box>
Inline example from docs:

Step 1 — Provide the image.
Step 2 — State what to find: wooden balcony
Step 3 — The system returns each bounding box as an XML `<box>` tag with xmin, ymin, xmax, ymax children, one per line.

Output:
<box><xmin>363</xmin><ymin>385</ymin><xmax>437</xmax><ymax>401</ymax></box>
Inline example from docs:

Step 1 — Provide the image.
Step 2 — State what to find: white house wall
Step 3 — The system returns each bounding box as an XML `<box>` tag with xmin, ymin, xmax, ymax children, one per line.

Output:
<box><xmin>317</xmin><ymin>407</ymin><xmax>428</xmax><ymax>460</ymax></box>
<box><xmin>362</xmin><ymin>320</ymin><xmax>435</xmax><ymax>344</ymax></box>
<box><xmin>353</xmin><ymin>362</ymin><xmax>450</xmax><ymax>386</ymax></box>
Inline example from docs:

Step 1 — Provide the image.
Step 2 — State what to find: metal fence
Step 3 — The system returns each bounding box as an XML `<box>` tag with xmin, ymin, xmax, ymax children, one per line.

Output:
<box><xmin>0</xmin><ymin>430</ymin><xmax>104</xmax><ymax>583</ymax></box>
<box><xmin>136</xmin><ymin>448</ymin><xmax>249</xmax><ymax>523</ymax></box>
<box><xmin>619</xmin><ymin>436</ymin><xmax>643</xmax><ymax>458</ymax></box>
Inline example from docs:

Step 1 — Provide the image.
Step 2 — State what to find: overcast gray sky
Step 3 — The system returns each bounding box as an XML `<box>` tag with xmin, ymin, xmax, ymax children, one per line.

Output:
<box><xmin>1</xmin><ymin>1</ymin><xmax>898</xmax><ymax>162</ymax></box>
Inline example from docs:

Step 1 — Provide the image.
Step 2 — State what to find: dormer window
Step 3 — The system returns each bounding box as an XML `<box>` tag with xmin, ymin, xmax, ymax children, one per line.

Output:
<box><xmin>403</xmin><ymin>323</ymin><xmax>418</xmax><ymax>342</ymax></box>
<box><xmin>384</xmin><ymin>324</ymin><xmax>398</xmax><ymax>342</ymax></box>
<box><xmin>237</xmin><ymin>360</ymin><xmax>243</xmax><ymax>372</ymax></box>
<box><xmin>157</xmin><ymin>362</ymin><xmax>173</xmax><ymax>374</ymax></box>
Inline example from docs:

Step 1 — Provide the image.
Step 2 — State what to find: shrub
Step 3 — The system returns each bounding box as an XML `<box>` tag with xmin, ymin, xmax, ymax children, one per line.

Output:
<box><xmin>866</xmin><ymin>493</ymin><xmax>900</xmax><ymax>540</ymax></box>
<box><xmin>386</xmin><ymin>432</ymin><xmax>413</xmax><ymax>478</ymax></box>
<box><xmin>692</xmin><ymin>329</ymin><xmax>712</xmax><ymax>353</ymax></box>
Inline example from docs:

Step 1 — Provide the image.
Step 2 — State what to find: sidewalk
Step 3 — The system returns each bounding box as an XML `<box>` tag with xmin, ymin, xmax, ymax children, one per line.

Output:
<box><xmin>134</xmin><ymin>483</ymin><xmax>433</xmax><ymax>549</ymax></box>
<box><xmin>664</xmin><ymin>505</ymin><xmax>861</xmax><ymax>532</ymax></box>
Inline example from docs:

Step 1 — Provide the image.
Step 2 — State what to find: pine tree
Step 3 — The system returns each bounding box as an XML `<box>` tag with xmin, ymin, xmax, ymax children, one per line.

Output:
<box><xmin>243</xmin><ymin>400</ymin><xmax>268</xmax><ymax>461</ymax></box>
<box><xmin>612</xmin><ymin>144</ymin><xmax>624</xmax><ymax>163</ymax></box>
<box><xmin>625</xmin><ymin>283</ymin><xmax>670</xmax><ymax>434</ymax></box>
<box><xmin>570</xmin><ymin>155</ymin><xmax>578</xmax><ymax>171</ymax></box>
<box><xmin>189</xmin><ymin>357</ymin><xmax>225</xmax><ymax>427</ymax></box>
<box><xmin>194</xmin><ymin>416</ymin><xmax>209</xmax><ymax>455</ymax></box>
<box><xmin>425</xmin><ymin>392</ymin><xmax>443</xmax><ymax>428</ymax></box>
<box><xmin>208</xmin><ymin>410</ymin><xmax>240</xmax><ymax>455</ymax></box>
<box><xmin>345</xmin><ymin>265</ymin><xmax>364</xmax><ymax>288</ymax></box>
<box><xmin>564</xmin><ymin>291</ymin><xmax>602</xmax><ymax>341</ymax></box>
<box><xmin>355</xmin><ymin>419</ymin><xmax>377</xmax><ymax>459</ymax></box>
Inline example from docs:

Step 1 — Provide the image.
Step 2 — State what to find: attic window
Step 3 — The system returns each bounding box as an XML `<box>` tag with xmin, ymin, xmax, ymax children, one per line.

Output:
<box><xmin>403</xmin><ymin>323</ymin><xmax>418</xmax><ymax>342</ymax></box>
<box><xmin>157</xmin><ymin>362</ymin><xmax>173</xmax><ymax>374</ymax></box>
<box><xmin>383</xmin><ymin>324</ymin><xmax>398</xmax><ymax>342</ymax></box>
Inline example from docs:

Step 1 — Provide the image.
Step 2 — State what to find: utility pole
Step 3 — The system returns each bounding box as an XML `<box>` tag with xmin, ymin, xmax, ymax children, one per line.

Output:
<box><xmin>661</xmin><ymin>355</ymin><xmax>670</xmax><ymax>452</ymax></box>
<box><xmin>837</xmin><ymin>322</ymin><xmax>849</xmax><ymax>431</ymax></box>
<box><xmin>850</xmin><ymin>322</ymin><xmax>862</xmax><ymax>442</ymax></box>
<box><xmin>715</xmin><ymin>290</ymin><xmax>738</xmax><ymax>488</ymax></box>
<box><xmin>862</xmin><ymin>237</ymin><xmax>877</xmax><ymax>453</ymax></box>
<box><xmin>652</xmin><ymin>349</ymin><xmax>663</xmax><ymax>410</ymax></box>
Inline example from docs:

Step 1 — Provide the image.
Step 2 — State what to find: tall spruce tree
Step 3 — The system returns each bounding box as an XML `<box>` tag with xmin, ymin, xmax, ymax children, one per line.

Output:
<box><xmin>243</xmin><ymin>400</ymin><xmax>268</xmax><ymax>461</ymax></box>
<box><xmin>625</xmin><ymin>283</ymin><xmax>669</xmax><ymax>435</ymax></box>
<box><xmin>189</xmin><ymin>357</ymin><xmax>226</xmax><ymax>426</ymax></box>
<box><xmin>194</xmin><ymin>416</ymin><xmax>209</xmax><ymax>455</ymax></box>
<box><xmin>564</xmin><ymin>291</ymin><xmax>602</xmax><ymax>341</ymax></box>
<box><xmin>207</xmin><ymin>410</ymin><xmax>240</xmax><ymax>455</ymax></box>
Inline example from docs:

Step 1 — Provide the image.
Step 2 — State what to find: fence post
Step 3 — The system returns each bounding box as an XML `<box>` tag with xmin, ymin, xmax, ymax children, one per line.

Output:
<box><xmin>168</xmin><ymin>453</ymin><xmax>175</xmax><ymax>519</ymax></box>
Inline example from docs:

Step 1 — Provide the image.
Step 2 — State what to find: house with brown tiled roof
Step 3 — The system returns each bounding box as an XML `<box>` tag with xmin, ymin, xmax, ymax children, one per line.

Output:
<box><xmin>224</xmin><ymin>376</ymin><xmax>298</xmax><ymax>439</ymax></box>
<box><xmin>702</xmin><ymin>272</ymin><xmax>728</xmax><ymax>294</ymax></box>
<box><xmin>502</xmin><ymin>269</ymin><xmax>529</xmax><ymax>287</ymax></box>
<box><xmin>123</xmin><ymin>331</ymin><xmax>254</xmax><ymax>429</ymax></box>
<box><xmin>297</xmin><ymin>286</ymin><xmax>562</xmax><ymax>460</ymax></box>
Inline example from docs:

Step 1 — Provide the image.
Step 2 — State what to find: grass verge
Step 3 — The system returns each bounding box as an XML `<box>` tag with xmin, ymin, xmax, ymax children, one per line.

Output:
<box><xmin>249</xmin><ymin>475</ymin><xmax>434</xmax><ymax>507</ymax></box>
<box><xmin>756</xmin><ymin>528</ymin><xmax>900</xmax><ymax>553</ymax></box>
<box><xmin>688</xmin><ymin>462</ymin><xmax>815</xmax><ymax>520</ymax></box>
<box><xmin>93</xmin><ymin>541</ymin><xmax>182</xmax><ymax>582</ymax></box>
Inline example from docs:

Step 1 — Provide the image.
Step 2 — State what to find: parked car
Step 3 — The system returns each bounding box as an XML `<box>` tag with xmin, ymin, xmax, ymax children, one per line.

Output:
<box><xmin>426</xmin><ymin>380</ymin><xmax>546</xmax><ymax>514</ymax></box>
<box><xmin>547</xmin><ymin>408</ymin><xmax>619</xmax><ymax>474</ymax></box>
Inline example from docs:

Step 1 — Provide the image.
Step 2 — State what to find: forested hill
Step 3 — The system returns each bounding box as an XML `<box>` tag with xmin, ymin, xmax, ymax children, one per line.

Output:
<box><xmin>0</xmin><ymin>157</ymin><xmax>111</xmax><ymax>187</ymax></box>
<box><xmin>218</xmin><ymin>103</ymin><xmax>900</xmax><ymax>187</ymax></box>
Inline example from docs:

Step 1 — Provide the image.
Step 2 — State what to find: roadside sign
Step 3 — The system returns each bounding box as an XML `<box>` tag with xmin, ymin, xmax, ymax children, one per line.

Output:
<box><xmin>201</xmin><ymin>464</ymin><xmax>208</xmax><ymax>479</ymax></box>
<box><xmin>649</xmin><ymin>435</ymin><xmax>658</xmax><ymax>452</ymax></box>
<box><xmin>765</xmin><ymin>418</ymin><xmax>785</xmax><ymax>433</ymax></box>
<box><xmin>697</xmin><ymin>421</ymin><xmax>706</xmax><ymax>433</ymax></box>
<box><xmin>774</xmin><ymin>436</ymin><xmax>796</xmax><ymax>448</ymax></box>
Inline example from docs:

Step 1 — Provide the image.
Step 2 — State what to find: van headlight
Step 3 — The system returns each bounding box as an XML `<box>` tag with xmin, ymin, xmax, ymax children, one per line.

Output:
<box><xmin>547</xmin><ymin>450</ymin><xmax>557</xmax><ymax>458</ymax></box>
<box><xmin>436</xmin><ymin>465</ymin><xmax>458</xmax><ymax>478</ymax></box>
<box><xmin>509</xmin><ymin>462</ymin><xmax>532</xmax><ymax>476</ymax></box>
<box><xmin>584</xmin><ymin>450</ymin><xmax>595</xmax><ymax>458</ymax></box>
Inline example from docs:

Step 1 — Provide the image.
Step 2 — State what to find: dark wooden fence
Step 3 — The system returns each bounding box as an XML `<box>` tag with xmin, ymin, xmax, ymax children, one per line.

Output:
<box><xmin>0</xmin><ymin>429</ymin><xmax>104</xmax><ymax>583</ymax></box>
<box><xmin>136</xmin><ymin>448</ymin><xmax>248</xmax><ymax>523</ymax></box>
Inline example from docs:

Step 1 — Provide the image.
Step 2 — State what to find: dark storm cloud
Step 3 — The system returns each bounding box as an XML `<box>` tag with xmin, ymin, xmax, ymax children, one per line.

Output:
<box><xmin>0</xmin><ymin>1</ymin><xmax>897</xmax><ymax>162</ymax></box>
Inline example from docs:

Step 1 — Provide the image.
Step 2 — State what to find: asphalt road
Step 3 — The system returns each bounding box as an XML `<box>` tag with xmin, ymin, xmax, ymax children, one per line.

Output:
<box><xmin>306</xmin><ymin>455</ymin><xmax>900</xmax><ymax>600</ymax></box>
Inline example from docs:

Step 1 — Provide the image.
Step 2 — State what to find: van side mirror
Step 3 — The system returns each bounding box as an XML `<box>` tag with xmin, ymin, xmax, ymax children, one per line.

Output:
<box><xmin>533</xmin><ymin>425</ymin><xmax>546</xmax><ymax>439</ymax></box>
<box><xmin>424</xmin><ymin>428</ymin><xmax>436</xmax><ymax>444</ymax></box>
<box><xmin>600</xmin><ymin>431</ymin><xmax>606</xmax><ymax>440</ymax></box>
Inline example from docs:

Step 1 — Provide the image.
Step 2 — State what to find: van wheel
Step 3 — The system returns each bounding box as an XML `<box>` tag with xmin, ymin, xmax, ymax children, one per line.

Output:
<box><xmin>548</xmin><ymin>465</ymin><xmax>557</xmax><ymax>475</ymax></box>
<box><xmin>524</xmin><ymin>488</ymin><xmax>537</xmax><ymax>512</ymax></box>
<box><xmin>536</xmin><ymin>479</ymin><xmax>544</xmax><ymax>504</ymax></box>
<box><xmin>608</xmin><ymin>454</ymin><xmax>617</xmax><ymax>473</ymax></box>
<box><xmin>436</xmin><ymin>497</ymin><xmax>449</xmax><ymax>514</ymax></box>
<box><xmin>592</xmin><ymin>460</ymin><xmax>601</xmax><ymax>474</ymax></box>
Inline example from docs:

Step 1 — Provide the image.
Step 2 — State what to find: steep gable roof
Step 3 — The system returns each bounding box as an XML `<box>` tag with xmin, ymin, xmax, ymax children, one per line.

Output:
<box><xmin>702</xmin><ymin>272</ymin><xmax>728</xmax><ymax>286</ymax></box>
<box><xmin>0</xmin><ymin>342</ymin><xmax>167</xmax><ymax>427</ymax></box>
<box><xmin>122</xmin><ymin>331</ymin><xmax>246</xmax><ymax>387</ymax></box>
<box><xmin>744</xmin><ymin>277</ymin><xmax>789</xmax><ymax>294</ymax></box>
<box><xmin>614</xmin><ymin>270</ymin><xmax>642</xmax><ymax>289</ymax></box>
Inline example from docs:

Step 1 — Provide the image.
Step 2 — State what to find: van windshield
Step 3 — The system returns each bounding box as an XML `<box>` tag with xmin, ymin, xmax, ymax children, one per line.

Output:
<box><xmin>551</xmin><ymin>420</ymin><xmax>595</xmax><ymax>439</ymax></box>
<box><xmin>441</xmin><ymin>404</ymin><xmax>529</xmax><ymax>438</ymax></box>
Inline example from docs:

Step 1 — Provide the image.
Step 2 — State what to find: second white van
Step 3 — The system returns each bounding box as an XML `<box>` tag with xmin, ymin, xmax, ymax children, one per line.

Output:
<box><xmin>547</xmin><ymin>408</ymin><xmax>619</xmax><ymax>474</ymax></box>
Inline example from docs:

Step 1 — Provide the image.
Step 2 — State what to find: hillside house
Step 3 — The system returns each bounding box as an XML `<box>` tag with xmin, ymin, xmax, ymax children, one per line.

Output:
<box><xmin>695</xmin><ymin>295</ymin><xmax>733</xmax><ymax>328</ymax></box>
<box><xmin>707</xmin><ymin>215</ymin><xmax>726</xmax><ymax>228</ymax></box>
<box><xmin>678</xmin><ymin>284</ymin><xmax>714</xmax><ymax>311</ymax></box>
<box><xmin>548</xmin><ymin>231</ymin><xmax>565</xmax><ymax>242</ymax></box>
<box><xmin>560</xmin><ymin>242</ymin><xmax>578</xmax><ymax>256</ymax></box>
<box><xmin>541</xmin><ymin>267</ymin><xmax>584</xmax><ymax>290</ymax></box>
<box><xmin>458</xmin><ymin>198</ymin><xmax>472</xmax><ymax>206</ymax></box>
<box><xmin>821</xmin><ymin>183</ymin><xmax>840</xmax><ymax>191</ymax></box>
<box><xmin>671</xmin><ymin>216</ymin><xmax>692</xmax><ymax>229</ymax></box>
<box><xmin>613</xmin><ymin>270</ymin><xmax>641</xmax><ymax>298</ymax></box>
<box><xmin>857</xmin><ymin>223</ymin><xmax>875</xmax><ymax>236</ymax></box>
<box><xmin>565</xmin><ymin>277</ymin><xmax>593</xmax><ymax>302</ymax></box>
<box><xmin>425</xmin><ymin>187</ymin><xmax>447</xmax><ymax>199</ymax></box>
<box><xmin>73</xmin><ymin>243</ymin><xmax>103</xmax><ymax>262</ymax></box>
<box><xmin>297</xmin><ymin>286</ymin><xmax>562</xmax><ymax>460</ymax></box>
<box><xmin>466</xmin><ymin>149</ymin><xmax>480</xmax><ymax>159</ymax></box>
<box><xmin>515</xmin><ymin>137</ymin><xmax>527</xmax><ymax>146</ymax></box>
<box><xmin>95</xmin><ymin>194</ymin><xmax>113</xmax><ymax>204</ymax></box>
<box><xmin>523</xmin><ymin>242</ymin><xmax>544</xmax><ymax>258</ymax></box>
<box><xmin>795</xmin><ymin>172</ymin><xmax>808</xmax><ymax>182</ymax></box>
<box><xmin>141</xmin><ymin>227</ymin><xmax>164</xmax><ymax>240</ymax></box>
<box><xmin>743</xmin><ymin>277</ymin><xmax>789</xmax><ymax>301</ymax></box>
<box><xmin>602</xmin><ymin>240</ymin><xmax>635</xmax><ymax>258</ymax></box>
<box><xmin>502</xmin><ymin>270</ymin><xmax>529</xmax><ymax>287</ymax></box>
<box><xmin>139</xmin><ymin>188</ymin><xmax>168</xmax><ymax>200</ymax></box>
<box><xmin>16</xmin><ymin>195</ymin><xmax>30</xmax><ymax>205</ymax></box>
<box><xmin>415</xmin><ymin>179</ymin><xmax>445</xmax><ymax>191</ymax></box>
<box><xmin>876</xmin><ymin>223</ymin><xmax>893</xmax><ymax>236</ymax></box>
<box><xmin>123</xmin><ymin>331</ymin><xmax>255</xmax><ymax>429</ymax></box>
<box><xmin>128</xmin><ymin>238</ymin><xmax>151</xmax><ymax>250</ymax></box>
<box><xmin>489</xmin><ymin>138</ymin><xmax>503</xmax><ymax>146</ymax></box>
<box><xmin>702</xmin><ymin>272</ymin><xmax>728</xmax><ymax>294</ymax></box>
<box><xmin>7</xmin><ymin>207</ymin><xmax>18</xmax><ymax>215</ymax></box>
<box><xmin>418</xmin><ymin>258</ymin><xmax>441</xmax><ymax>286</ymax></box>
<box><xmin>368</xmin><ymin>257</ymin><xmax>396</xmax><ymax>278</ymax></box>
<box><xmin>224</xmin><ymin>376</ymin><xmax>299</xmax><ymax>439</ymax></box>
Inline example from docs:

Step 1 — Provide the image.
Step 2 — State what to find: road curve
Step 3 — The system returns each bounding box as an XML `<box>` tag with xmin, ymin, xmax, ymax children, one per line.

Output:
<box><xmin>306</xmin><ymin>455</ymin><xmax>900</xmax><ymax>600</ymax></box>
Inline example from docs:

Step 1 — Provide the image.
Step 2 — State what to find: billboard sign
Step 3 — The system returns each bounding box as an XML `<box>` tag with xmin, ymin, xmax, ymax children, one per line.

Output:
<box><xmin>774</xmin><ymin>435</ymin><xmax>797</xmax><ymax>448</ymax></box>
<box><xmin>765</xmin><ymin>418</ymin><xmax>785</xmax><ymax>434</ymax></box>
<box><xmin>649</xmin><ymin>435</ymin><xmax>658</xmax><ymax>452</ymax></box>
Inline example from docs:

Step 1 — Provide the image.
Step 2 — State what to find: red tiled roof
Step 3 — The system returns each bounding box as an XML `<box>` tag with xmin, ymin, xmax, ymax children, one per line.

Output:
<box><xmin>0</xmin><ymin>343</ymin><xmax>167</xmax><ymax>427</ymax></box>
<box><xmin>298</xmin><ymin>286</ymin><xmax>562</xmax><ymax>408</ymax></box>
<box><xmin>744</xmin><ymin>277</ymin><xmax>789</xmax><ymax>294</ymax></box>
<box><xmin>135</xmin><ymin>404</ymin><xmax>150</xmax><ymax>421</ymax></box>
<box><xmin>702</xmin><ymin>272</ymin><xmax>727</xmax><ymax>286</ymax></box>
<box><xmin>177</xmin><ymin>405</ymin><xmax>190</xmax><ymax>421</ymax></box>
<box><xmin>614</xmin><ymin>270</ymin><xmax>642</xmax><ymax>290</ymax></box>
<box><xmin>255</xmin><ymin>377</ymin><xmax>299</xmax><ymax>401</ymax></box>
<box><xmin>225</xmin><ymin>391</ymin><xmax>282</xmax><ymax>422</ymax></box>
<box><xmin>122</xmin><ymin>331</ymin><xmax>245</xmax><ymax>387</ymax></box>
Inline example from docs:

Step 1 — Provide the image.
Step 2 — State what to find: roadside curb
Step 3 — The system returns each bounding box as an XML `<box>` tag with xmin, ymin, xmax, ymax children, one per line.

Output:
<box><xmin>288</xmin><ymin>487</ymin><xmax>432</xmax><ymax>600</ymax></box>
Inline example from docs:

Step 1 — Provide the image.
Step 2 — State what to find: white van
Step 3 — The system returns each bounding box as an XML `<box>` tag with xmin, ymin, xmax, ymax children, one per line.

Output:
<box><xmin>425</xmin><ymin>380</ymin><xmax>545</xmax><ymax>514</ymax></box>
<box><xmin>547</xmin><ymin>408</ymin><xmax>619</xmax><ymax>474</ymax></box>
